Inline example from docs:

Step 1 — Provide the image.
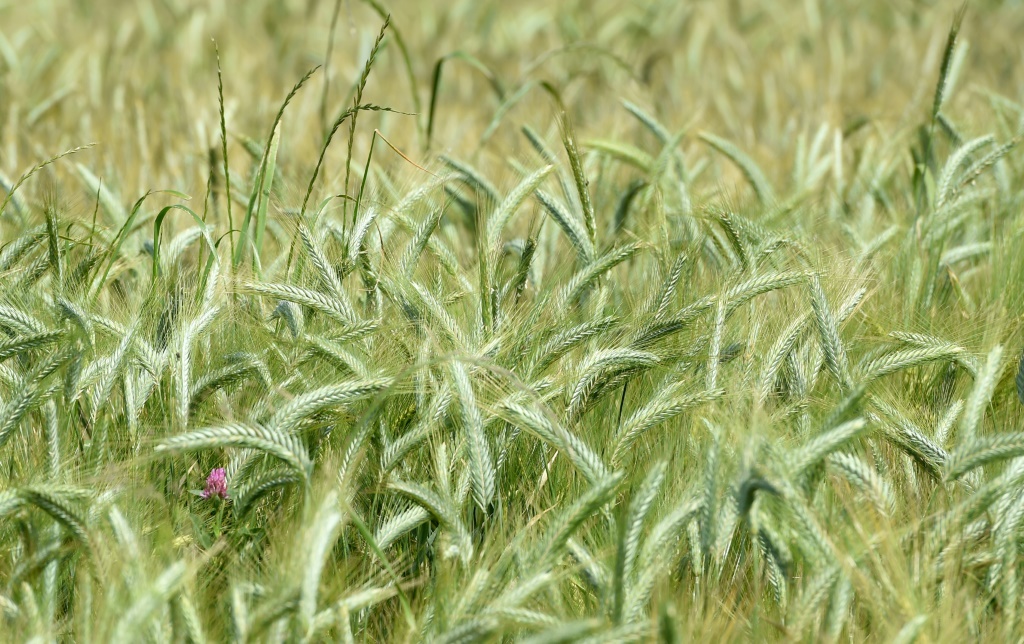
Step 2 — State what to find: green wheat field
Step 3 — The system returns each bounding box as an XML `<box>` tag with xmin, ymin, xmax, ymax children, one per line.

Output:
<box><xmin>3</xmin><ymin>0</ymin><xmax>1024</xmax><ymax>641</ymax></box>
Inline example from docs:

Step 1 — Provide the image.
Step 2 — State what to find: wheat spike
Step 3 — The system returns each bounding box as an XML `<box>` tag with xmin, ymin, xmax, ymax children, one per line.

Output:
<box><xmin>808</xmin><ymin>275</ymin><xmax>850</xmax><ymax>389</ymax></box>
<box><xmin>156</xmin><ymin>423</ymin><xmax>311</xmax><ymax>481</ymax></box>
<box><xmin>960</xmin><ymin>345</ymin><xmax>1003</xmax><ymax>445</ymax></box>
<box><xmin>270</xmin><ymin>378</ymin><xmax>391</xmax><ymax>435</ymax></box>
<box><xmin>613</xmin><ymin>461</ymin><xmax>666</xmax><ymax>622</ymax></box>
<box><xmin>611</xmin><ymin>387</ymin><xmax>723</xmax><ymax>466</ymax></box>
<box><xmin>452</xmin><ymin>361</ymin><xmax>495</xmax><ymax>513</ymax></box>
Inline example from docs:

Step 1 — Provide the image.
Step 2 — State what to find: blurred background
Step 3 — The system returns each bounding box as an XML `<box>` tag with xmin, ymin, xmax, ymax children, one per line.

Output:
<box><xmin>2</xmin><ymin>0</ymin><xmax>1023</xmax><ymax>225</ymax></box>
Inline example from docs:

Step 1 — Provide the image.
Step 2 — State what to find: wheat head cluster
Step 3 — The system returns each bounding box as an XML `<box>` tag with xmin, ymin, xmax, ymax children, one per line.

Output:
<box><xmin>2</xmin><ymin>0</ymin><xmax>1024</xmax><ymax>641</ymax></box>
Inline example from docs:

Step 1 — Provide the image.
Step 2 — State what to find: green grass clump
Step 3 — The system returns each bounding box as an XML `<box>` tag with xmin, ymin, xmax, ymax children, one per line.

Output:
<box><xmin>4</xmin><ymin>0</ymin><xmax>1024</xmax><ymax>640</ymax></box>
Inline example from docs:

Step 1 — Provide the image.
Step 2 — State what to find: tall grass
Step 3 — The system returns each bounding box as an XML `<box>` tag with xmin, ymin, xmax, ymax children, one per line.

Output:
<box><xmin>2</xmin><ymin>0</ymin><xmax>1024</xmax><ymax>641</ymax></box>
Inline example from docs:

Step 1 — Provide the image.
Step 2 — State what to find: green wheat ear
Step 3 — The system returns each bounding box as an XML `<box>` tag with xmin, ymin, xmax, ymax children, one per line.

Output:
<box><xmin>6</xmin><ymin>0</ymin><xmax>1024</xmax><ymax>640</ymax></box>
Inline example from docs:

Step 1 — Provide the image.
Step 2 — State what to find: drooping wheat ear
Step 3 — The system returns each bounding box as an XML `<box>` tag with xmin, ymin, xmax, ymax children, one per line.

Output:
<box><xmin>374</xmin><ymin>505</ymin><xmax>430</xmax><ymax>552</ymax></box>
<box><xmin>383</xmin><ymin>387</ymin><xmax>452</xmax><ymax>472</ymax></box>
<box><xmin>535</xmin><ymin>189</ymin><xmax>593</xmax><ymax>263</ymax></box>
<box><xmin>959</xmin><ymin>345</ymin><xmax>1003</xmax><ymax>446</ymax></box>
<box><xmin>42</xmin><ymin>399</ymin><xmax>60</xmax><ymax>477</ymax></box>
<box><xmin>889</xmin><ymin>330</ymin><xmax>976</xmax><ymax>376</ymax></box>
<box><xmin>231</xmin><ymin>468</ymin><xmax>302</xmax><ymax>520</ymax></box>
<box><xmin>0</xmin><ymin>490</ymin><xmax>22</xmax><ymax>520</ymax></box>
<box><xmin>754</xmin><ymin>520</ymin><xmax>791</xmax><ymax>609</ymax></box>
<box><xmin>521</xmin><ymin>125</ymin><xmax>578</xmax><ymax>207</ymax></box>
<box><xmin>627</xmin><ymin>509</ymin><xmax>704</xmax><ymax>621</ymax></box>
<box><xmin>1015</xmin><ymin>349</ymin><xmax>1024</xmax><ymax>405</ymax></box>
<box><xmin>0</xmin><ymin>329</ymin><xmax>64</xmax><ymax>363</ymax></box>
<box><xmin>566</xmin><ymin>348</ymin><xmax>659</xmax><ymax>421</ymax></box>
<box><xmin>613</xmin><ymin>461</ymin><xmax>666</xmax><ymax>623</ymax></box>
<box><xmin>486</xmin><ymin>164</ymin><xmax>553</xmax><ymax>253</ymax></box>
<box><xmin>0</xmin><ymin>304</ymin><xmax>47</xmax><ymax>335</ymax></box>
<box><xmin>0</xmin><ymin>349</ymin><xmax>68</xmax><ymax>451</ymax></box>
<box><xmin>823</xmin><ymin>573</ymin><xmax>854</xmax><ymax>642</ymax></box>
<box><xmin>313</xmin><ymin>320</ymin><xmax>379</xmax><ymax>349</ymax></box>
<box><xmin>935</xmin><ymin>134</ymin><xmax>995</xmax><ymax>208</ymax></box>
<box><xmin>269</xmin><ymin>378</ymin><xmax>392</xmax><ymax>435</ymax></box>
<box><xmin>953</xmin><ymin>137</ymin><xmax>1018</xmax><ymax>199</ymax></box>
<box><xmin>808</xmin><ymin>274</ymin><xmax>850</xmax><ymax>389</ymax></box>
<box><xmin>987</xmin><ymin>468</ymin><xmax>1024</xmax><ymax>591</ymax></box>
<box><xmin>0</xmin><ymin>225</ymin><xmax>44</xmax><ymax>271</ymax></box>
<box><xmin>156</xmin><ymin>423</ymin><xmax>311</xmax><ymax>481</ymax></box>
<box><xmin>791</xmin><ymin>418</ymin><xmax>870</xmax><ymax>480</ymax></box>
<box><xmin>243</xmin><ymin>281</ymin><xmax>356</xmax><ymax>327</ymax></box>
<box><xmin>871</xmin><ymin>398</ymin><xmax>949</xmax><ymax>478</ymax></box>
<box><xmin>930</xmin><ymin>463</ymin><xmax>1024</xmax><ymax>554</ymax></box>
<box><xmin>56</xmin><ymin>297</ymin><xmax>94</xmax><ymax>344</ymax></box>
<box><xmin>712</xmin><ymin>211</ymin><xmax>754</xmax><ymax>272</ymax></box>
<box><xmin>500</xmin><ymin>400</ymin><xmax>608</xmax><ymax>485</ymax></box>
<box><xmin>93</xmin><ymin>315</ymin><xmax>165</xmax><ymax>375</ymax></box>
<box><xmin>451</xmin><ymin>361</ymin><xmax>495</xmax><ymax>513</ymax></box>
<box><xmin>940</xmin><ymin>241</ymin><xmax>991</xmax><ymax>269</ymax></box>
<box><xmin>272</xmin><ymin>298</ymin><xmax>305</xmax><ymax>338</ymax></box>
<box><xmin>621</xmin><ymin>99</ymin><xmax>671</xmax><ymax>144</ymax></box>
<box><xmin>860</xmin><ymin>342</ymin><xmax>962</xmax><ymax>381</ymax></box>
<box><xmin>611</xmin><ymin>386</ymin><xmax>723</xmax><ymax>466</ymax></box>
<box><xmin>401</xmin><ymin>209</ymin><xmax>444</xmax><ymax>278</ymax></box>
<box><xmin>759</xmin><ymin>312</ymin><xmax>809</xmax><ymax>402</ymax></box>
<box><xmin>336</xmin><ymin>586</ymin><xmax>401</xmax><ymax>617</ymax></box>
<box><xmin>177</xmin><ymin>594</ymin><xmax>207</xmax><ymax>644</ymax></box>
<box><xmin>934</xmin><ymin>398</ymin><xmax>964</xmax><ymax>448</ymax></box>
<box><xmin>773</xmin><ymin>473</ymin><xmax>840</xmax><ymax>561</ymax></box>
<box><xmin>388</xmin><ymin>478</ymin><xmax>473</xmax><ymax>563</ymax></box>
<box><xmin>648</xmin><ymin>253</ymin><xmax>688</xmax><ymax>322</ymax></box>
<box><xmin>630</xmin><ymin>295</ymin><xmax>715</xmax><ymax>349</ymax></box>
<box><xmin>346</xmin><ymin>205</ymin><xmax>380</xmax><ymax>276</ymax></box>
<box><xmin>299</xmin><ymin>225</ymin><xmax>344</xmax><ymax>296</ymax></box>
<box><xmin>535</xmin><ymin>472</ymin><xmax>623</xmax><ymax>570</ymax></box>
<box><xmin>407</xmin><ymin>281</ymin><xmax>472</xmax><ymax>349</ymax></box>
<box><xmin>441</xmin><ymin>155</ymin><xmax>501</xmax><ymax>204</ymax></box>
<box><xmin>922</xmin><ymin>190</ymin><xmax>989</xmax><ymax>248</ymax></box>
<box><xmin>945</xmin><ymin>432</ymin><xmax>1024</xmax><ymax>481</ymax></box>
<box><xmin>190</xmin><ymin>354</ymin><xmax>270</xmax><ymax>409</ymax></box>
<box><xmin>692</xmin><ymin>425</ymin><xmax>721</xmax><ymax>572</ymax></box>
<box><xmin>609</xmin><ymin>182</ymin><xmax>645</xmax><ymax>239</ymax></box>
<box><xmin>699</xmin><ymin>131</ymin><xmax>775</xmax><ymax>204</ymax></box>
<box><xmin>529</xmin><ymin>316</ymin><xmax>617</xmax><ymax>376</ymax></box>
<box><xmin>566</xmin><ymin>537</ymin><xmax>611</xmax><ymax>597</ymax></box>
<box><xmin>227</xmin><ymin>585</ymin><xmax>249</xmax><ymax>643</ymax></box>
<box><xmin>706</xmin><ymin>299</ymin><xmax>726</xmax><ymax>391</ymax></box>
<box><xmin>724</xmin><ymin>270</ymin><xmax>805</xmax><ymax>316</ymax></box>
<box><xmin>828</xmin><ymin>452</ymin><xmax>895</xmax><ymax>515</ymax></box>
<box><xmin>557</xmin><ymin>243</ymin><xmax>640</xmax><ymax>308</ymax></box>
<box><xmin>510</xmin><ymin>235</ymin><xmax>537</xmax><ymax>304</ymax></box>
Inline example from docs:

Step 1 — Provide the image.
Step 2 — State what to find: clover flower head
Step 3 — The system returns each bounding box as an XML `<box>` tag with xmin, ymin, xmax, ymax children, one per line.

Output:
<box><xmin>202</xmin><ymin>468</ymin><xmax>229</xmax><ymax>499</ymax></box>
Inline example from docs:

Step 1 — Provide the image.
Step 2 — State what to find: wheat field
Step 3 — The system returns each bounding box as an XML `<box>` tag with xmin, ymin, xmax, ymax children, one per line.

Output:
<box><xmin>2</xmin><ymin>0</ymin><xmax>1024</xmax><ymax>641</ymax></box>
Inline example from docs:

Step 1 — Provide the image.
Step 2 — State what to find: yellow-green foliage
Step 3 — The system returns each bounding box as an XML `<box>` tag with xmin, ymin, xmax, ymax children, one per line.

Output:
<box><xmin>2</xmin><ymin>0</ymin><xmax>1024</xmax><ymax>641</ymax></box>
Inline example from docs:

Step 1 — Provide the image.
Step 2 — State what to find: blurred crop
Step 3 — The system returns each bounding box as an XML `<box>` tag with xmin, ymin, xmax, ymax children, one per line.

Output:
<box><xmin>3</xmin><ymin>0</ymin><xmax>1024</xmax><ymax>641</ymax></box>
